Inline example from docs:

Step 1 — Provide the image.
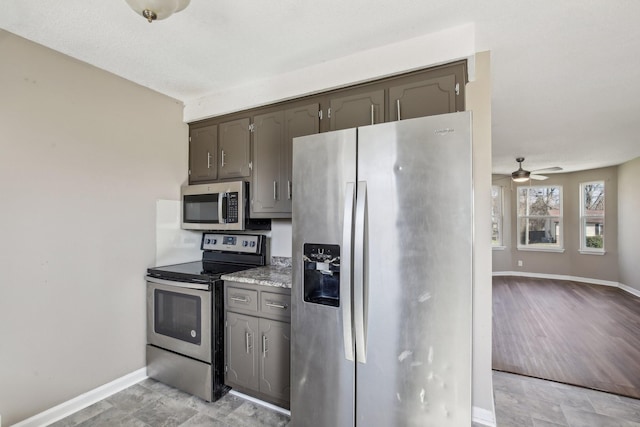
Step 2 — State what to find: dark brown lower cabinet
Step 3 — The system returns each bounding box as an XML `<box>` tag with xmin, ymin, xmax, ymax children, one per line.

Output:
<box><xmin>224</xmin><ymin>282</ymin><xmax>291</xmax><ymax>409</ymax></box>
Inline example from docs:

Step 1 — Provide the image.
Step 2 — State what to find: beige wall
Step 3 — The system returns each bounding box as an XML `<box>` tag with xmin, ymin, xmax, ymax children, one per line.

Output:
<box><xmin>618</xmin><ymin>157</ymin><xmax>640</xmax><ymax>292</ymax></box>
<box><xmin>492</xmin><ymin>166</ymin><xmax>619</xmax><ymax>281</ymax></box>
<box><xmin>465</xmin><ymin>51</ymin><xmax>495</xmax><ymax>421</ymax></box>
<box><xmin>0</xmin><ymin>31</ymin><xmax>187</xmax><ymax>425</ymax></box>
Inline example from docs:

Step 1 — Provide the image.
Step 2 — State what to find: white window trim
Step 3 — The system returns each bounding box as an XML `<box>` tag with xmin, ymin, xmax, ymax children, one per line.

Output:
<box><xmin>579</xmin><ymin>250</ymin><xmax>606</xmax><ymax>255</ymax></box>
<box><xmin>516</xmin><ymin>185</ymin><xmax>564</xmax><ymax>251</ymax></box>
<box><xmin>519</xmin><ymin>247</ymin><xmax>566</xmax><ymax>253</ymax></box>
<box><xmin>579</xmin><ymin>181</ymin><xmax>605</xmax><ymax>253</ymax></box>
<box><xmin>491</xmin><ymin>185</ymin><xmax>504</xmax><ymax>248</ymax></box>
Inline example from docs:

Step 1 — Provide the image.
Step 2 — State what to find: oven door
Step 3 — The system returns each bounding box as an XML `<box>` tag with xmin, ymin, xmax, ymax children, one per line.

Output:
<box><xmin>147</xmin><ymin>278</ymin><xmax>212</xmax><ymax>363</ymax></box>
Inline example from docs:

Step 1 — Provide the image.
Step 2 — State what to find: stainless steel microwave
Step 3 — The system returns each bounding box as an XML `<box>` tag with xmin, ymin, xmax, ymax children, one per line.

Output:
<box><xmin>181</xmin><ymin>181</ymin><xmax>270</xmax><ymax>231</ymax></box>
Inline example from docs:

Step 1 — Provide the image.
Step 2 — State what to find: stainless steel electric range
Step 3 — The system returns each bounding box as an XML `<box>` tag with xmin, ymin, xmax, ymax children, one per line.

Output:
<box><xmin>145</xmin><ymin>233</ymin><xmax>266</xmax><ymax>402</ymax></box>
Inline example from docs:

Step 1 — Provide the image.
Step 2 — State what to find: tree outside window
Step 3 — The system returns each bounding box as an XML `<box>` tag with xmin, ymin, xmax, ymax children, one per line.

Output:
<box><xmin>580</xmin><ymin>181</ymin><xmax>605</xmax><ymax>252</ymax></box>
<box><xmin>517</xmin><ymin>186</ymin><xmax>563</xmax><ymax>250</ymax></box>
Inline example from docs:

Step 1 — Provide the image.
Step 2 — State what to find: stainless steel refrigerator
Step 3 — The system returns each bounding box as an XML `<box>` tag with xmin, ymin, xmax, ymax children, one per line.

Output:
<box><xmin>291</xmin><ymin>112</ymin><xmax>473</xmax><ymax>427</ymax></box>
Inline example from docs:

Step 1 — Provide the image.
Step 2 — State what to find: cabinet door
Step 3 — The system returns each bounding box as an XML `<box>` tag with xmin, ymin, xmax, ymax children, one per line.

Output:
<box><xmin>259</xmin><ymin>318</ymin><xmax>291</xmax><ymax>402</ymax></box>
<box><xmin>189</xmin><ymin>125</ymin><xmax>217</xmax><ymax>183</ymax></box>
<box><xmin>284</xmin><ymin>103</ymin><xmax>319</xmax><ymax>207</ymax></box>
<box><xmin>251</xmin><ymin>111</ymin><xmax>285</xmax><ymax>215</ymax></box>
<box><xmin>329</xmin><ymin>90</ymin><xmax>384</xmax><ymax>131</ymax></box>
<box><xmin>226</xmin><ymin>312</ymin><xmax>259</xmax><ymax>391</ymax></box>
<box><xmin>219</xmin><ymin>118</ymin><xmax>251</xmax><ymax>179</ymax></box>
<box><xmin>389</xmin><ymin>73</ymin><xmax>458</xmax><ymax>121</ymax></box>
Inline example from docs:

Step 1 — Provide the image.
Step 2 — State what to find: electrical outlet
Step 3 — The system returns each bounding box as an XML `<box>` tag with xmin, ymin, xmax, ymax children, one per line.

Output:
<box><xmin>517</xmin><ymin>260</ymin><xmax>523</xmax><ymax>267</ymax></box>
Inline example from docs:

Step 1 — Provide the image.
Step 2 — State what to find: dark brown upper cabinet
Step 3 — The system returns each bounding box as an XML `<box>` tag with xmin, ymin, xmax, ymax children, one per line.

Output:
<box><xmin>328</xmin><ymin>89</ymin><xmax>385</xmax><ymax>131</ymax></box>
<box><xmin>189</xmin><ymin>124</ymin><xmax>218</xmax><ymax>183</ymax></box>
<box><xmin>251</xmin><ymin>111</ymin><xmax>285</xmax><ymax>216</ymax></box>
<box><xmin>219</xmin><ymin>117</ymin><xmax>251</xmax><ymax>179</ymax></box>
<box><xmin>251</xmin><ymin>103</ymin><xmax>319</xmax><ymax>218</ymax></box>
<box><xmin>389</xmin><ymin>73</ymin><xmax>461</xmax><ymax>121</ymax></box>
<box><xmin>188</xmin><ymin>61</ymin><xmax>467</xmax><ymax>194</ymax></box>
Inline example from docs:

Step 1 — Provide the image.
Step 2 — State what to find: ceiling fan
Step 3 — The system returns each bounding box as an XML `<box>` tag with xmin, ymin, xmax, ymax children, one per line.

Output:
<box><xmin>511</xmin><ymin>157</ymin><xmax>563</xmax><ymax>182</ymax></box>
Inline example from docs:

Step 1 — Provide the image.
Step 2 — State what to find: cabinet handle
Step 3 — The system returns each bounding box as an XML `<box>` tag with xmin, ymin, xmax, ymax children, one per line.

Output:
<box><xmin>245</xmin><ymin>332</ymin><xmax>252</xmax><ymax>354</ymax></box>
<box><xmin>273</xmin><ymin>181</ymin><xmax>278</xmax><ymax>200</ymax></box>
<box><xmin>396</xmin><ymin>99</ymin><xmax>401</xmax><ymax>121</ymax></box>
<box><xmin>370</xmin><ymin>104</ymin><xmax>375</xmax><ymax>125</ymax></box>
<box><xmin>221</xmin><ymin>150</ymin><xmax>226</xmax><ymax>167</ymax></box>
<box><xmin>231</xmin><ymin>296</ymin><xmax>249</xmax><ymax>303</ymax></box>
<box><xmin>262</xmin><ymin>335</ymin><xmax>268</xmax><ymax>358</ymax></box>
<box><xmin>207</xmin><ymin>152</ymin><xmax>212</xmax><ymax>169</ymax></box>
<box><xmin>265</xmin><ymin>301</ymin><xmax>288</xmax><ymax>310</ymax></box>
<box><xmin>287</xmin><ymin>181</ymin><xmax>292</xmax><ymax>200</ymax></box>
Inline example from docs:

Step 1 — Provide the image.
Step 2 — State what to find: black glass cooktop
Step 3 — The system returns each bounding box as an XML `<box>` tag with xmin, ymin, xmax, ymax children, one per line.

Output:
<box><xmin>147</xmin><ymin>261</ymin><xmax>252</xmax><ymax>284</ymax></box>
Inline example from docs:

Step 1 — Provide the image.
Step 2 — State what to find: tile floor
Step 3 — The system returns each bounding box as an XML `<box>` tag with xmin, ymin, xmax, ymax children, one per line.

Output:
<box><xmin>50</xmin><ymin>379</ymin><xmax>290</xmax><ymax>427</ymax></box>
<box><xmin>493</xmin><ymin>371</ymin><xmax>640</xmax><ymax>427</ymax></box>
<box><xmin>50</xmin><ymin>371</ymin><xmax>640</xmax><ymax>426</ymax></box>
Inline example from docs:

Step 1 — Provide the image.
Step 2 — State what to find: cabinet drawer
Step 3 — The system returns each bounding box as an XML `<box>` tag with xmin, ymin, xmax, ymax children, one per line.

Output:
<box><xmin>227</xmin><ymin>287</ymin><xmax>258</xmax><ymax>312</ymax></box>
<box><xmin>260</xmin><ymin>292</ymin><xmax>291</xmax><ymax>320</ymax></box>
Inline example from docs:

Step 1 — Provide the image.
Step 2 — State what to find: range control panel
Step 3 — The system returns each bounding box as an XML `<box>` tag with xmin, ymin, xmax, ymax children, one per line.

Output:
<box><xmin>201</xmin><ymin>233</ymin><xmax>262</xmax><ymax>253</ymax></box>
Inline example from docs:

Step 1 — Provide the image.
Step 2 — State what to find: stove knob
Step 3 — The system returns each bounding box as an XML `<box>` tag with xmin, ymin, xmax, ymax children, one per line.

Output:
<box><xmin>213</xmin><ymin>239</ymin><xmax>217</xmax><ymax>245</ymax></box>
<box><xmin>242</xmin><ymin>241</ymin><xmax>248</xmax><ymax>247</ymax></box>
<box><xmin>250</xmin><ymin>241</ymin><xmax>256</xmax><ymax>247</ymax></box>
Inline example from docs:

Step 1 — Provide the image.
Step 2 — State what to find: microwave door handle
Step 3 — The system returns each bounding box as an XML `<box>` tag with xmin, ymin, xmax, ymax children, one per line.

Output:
<box><xmin>221</xmin><ymin>193</ymin><xmax>228</xmax><ymax>222</ymax></box>
<box><xmin>218</xmin><ymin>193</ymin><xmax>224</xmax><ymax>223</ymax></box>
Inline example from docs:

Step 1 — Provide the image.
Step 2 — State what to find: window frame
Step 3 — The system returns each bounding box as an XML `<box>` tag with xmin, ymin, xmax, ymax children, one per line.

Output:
<box><xmin>491</xmin><ymin>185</ymin><xmax>505</xmax><ymax>249</ymax></box>
<box><xmin>579</xmin><ymin>181</ymin><xmax>605</xmax><ymax>254</ymax></box>
<box><xmin>516</xmin><ymin>185</ymin><xmax>564</xmax><ymax>252</ymax></box>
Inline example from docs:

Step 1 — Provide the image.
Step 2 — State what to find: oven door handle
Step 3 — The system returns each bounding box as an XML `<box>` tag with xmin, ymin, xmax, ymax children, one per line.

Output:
<box><xmin>146</xmin><ymin>276</ymin><xmax>210</xmax><ymax>291</ymax></box>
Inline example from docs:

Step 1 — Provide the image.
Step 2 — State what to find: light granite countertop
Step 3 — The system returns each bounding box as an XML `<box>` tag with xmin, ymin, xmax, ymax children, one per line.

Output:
<box><xmin>221</xmin><ymin>264</ymin><xmax>292</xmax><ymax>289</ymax></box>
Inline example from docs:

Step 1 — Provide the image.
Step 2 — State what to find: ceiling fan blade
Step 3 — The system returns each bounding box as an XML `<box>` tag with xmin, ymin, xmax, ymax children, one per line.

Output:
<box><xmin>532</xmin><ymin>166</ymin><xmax>563</xmax><ymax>173</ymax></box>
<box><xmin>530</xmin><ymin>174</ymin><xmax>549</xmax><ymax>181</ymax></box>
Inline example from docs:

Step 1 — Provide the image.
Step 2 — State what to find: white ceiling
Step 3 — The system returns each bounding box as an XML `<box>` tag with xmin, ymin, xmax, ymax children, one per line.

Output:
<box><xmin>2</xmin><ymin>0</ymin><xmax>640</xmax><ymax>175</ymax></box>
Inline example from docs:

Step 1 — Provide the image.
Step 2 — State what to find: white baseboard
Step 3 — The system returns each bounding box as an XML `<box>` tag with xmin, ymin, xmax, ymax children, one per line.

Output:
<box><xmin>228</xmin><ymin>390</ymin><xmax>291</xmax><ymax>416</ymax></box>
<box><xmin>492</xmin><ymin>271</ymin><xmax>640</xmax><ymax>298</ymax></box>
<box><xmin>11</xmin><ymin>368</ymin><xmax>147</xmax><ymax>427</ymax></box>
<box><xmin>619</xmin><ymin>282</ymin><xmax>640</xmax><ymax>298</ymax></box>
<box><xmin>472</xmin><ymin>405</ymin><xmax>496</xmax><ymax>426</ymax></box>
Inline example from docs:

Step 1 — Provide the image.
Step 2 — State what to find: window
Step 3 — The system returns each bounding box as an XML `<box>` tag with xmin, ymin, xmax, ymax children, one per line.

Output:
<box><xmin>491</xmin><ymin>185</ymin><xmax>504</xmax><ymax>247</ymax></box>
<box><xmin>580</xmin><ymin>181</ymin><xmax>605</xmax><ymax>253</ymax></box>
<box><xmin>517</xmin><ymin>185</ymin><xmax>563</xmax><ymax>251</ymax></box>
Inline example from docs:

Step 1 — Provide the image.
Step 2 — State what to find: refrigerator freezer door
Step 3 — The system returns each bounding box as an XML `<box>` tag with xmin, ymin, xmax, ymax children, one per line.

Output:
<box><xmin>355</xmin><ymin>113</ymin><xmax>473</xmax><ymax>427</ymax></box>
<box><xmin>291</xmin><ymin>128</ymin><xmax>357</xmax><ymax>427</ymax></box>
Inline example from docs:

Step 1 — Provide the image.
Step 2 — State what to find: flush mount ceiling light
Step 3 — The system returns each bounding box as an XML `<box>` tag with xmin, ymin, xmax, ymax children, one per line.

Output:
<box><xmin>511</xmin><ymin>157</ymin><xmax>531</xmax><ymax>182</ymax></box>
<box><xmin>125</xmin><ymin>0</ymin><xmax>190</xmax><ymax>23</ymax></box>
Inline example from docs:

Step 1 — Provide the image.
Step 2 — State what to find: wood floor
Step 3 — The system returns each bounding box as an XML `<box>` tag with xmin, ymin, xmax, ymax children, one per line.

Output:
<box><xmin>492</xmin><ymin>276</ymin><xmax>640</xmax><ymax>399</ymax></box>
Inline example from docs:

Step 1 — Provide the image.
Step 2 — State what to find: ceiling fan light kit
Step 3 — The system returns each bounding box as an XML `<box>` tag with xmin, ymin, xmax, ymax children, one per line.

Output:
<box><xmin>510</xmin><ymin>157</ymin><xmax>563</xmax><ymax>182</ymax></box>
<box><xmin>511</xmin><ymin>157</ymin><xmax>531</xmax><ymax>182</ymax></box>
<box><xmin>125</xmin><ymin>0</ymin><xmax>190</xmax><ymax>23</ymax></box>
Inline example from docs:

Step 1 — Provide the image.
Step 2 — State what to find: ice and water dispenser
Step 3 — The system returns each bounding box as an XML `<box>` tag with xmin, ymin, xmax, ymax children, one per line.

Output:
<box><xmin>303</xmin><ymin>244</ymin><xmax>340</xmax><ymax>307</ymax></box>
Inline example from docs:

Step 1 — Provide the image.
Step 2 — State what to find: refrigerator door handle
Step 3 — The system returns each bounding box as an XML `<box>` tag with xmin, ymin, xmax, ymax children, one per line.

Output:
<box><xmin>341</xmin><ymin>182</ymin><xmax>356</xmax><ymax>362</ymax></box>
<box><xmin>354</xmin><ymin>180</ymin><xmax>367</xmax><ymax>364</ymax></box>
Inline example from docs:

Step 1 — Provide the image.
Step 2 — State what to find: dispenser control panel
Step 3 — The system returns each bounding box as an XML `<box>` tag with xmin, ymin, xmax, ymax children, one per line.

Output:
<box><xmin>303</xmin><ymin>243</ymin><xmax>340</xmax><ymax>307</ymax></box>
